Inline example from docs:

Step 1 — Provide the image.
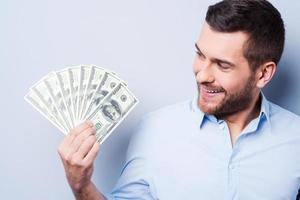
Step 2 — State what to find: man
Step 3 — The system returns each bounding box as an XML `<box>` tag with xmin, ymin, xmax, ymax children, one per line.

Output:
<box><xmin>58</xmin><ymin>0</ymin><xmax>300</xmax><ymax>199</ymax></box>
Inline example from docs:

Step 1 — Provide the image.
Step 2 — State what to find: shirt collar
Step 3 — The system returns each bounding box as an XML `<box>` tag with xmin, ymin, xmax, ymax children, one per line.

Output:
<box><xmin>190</xmin><ymin>95</ymin><xmax>205</xmax><ymax>127</ymax></box>
<box><xmin>259</xmin><ymin>92</ymin><xmax>271</xmax><ymax>127</ymax></box>
<box><xmin>190</xmin><ymin>92</ymin><xmax>271</xmax><ymax>129</ymax></box>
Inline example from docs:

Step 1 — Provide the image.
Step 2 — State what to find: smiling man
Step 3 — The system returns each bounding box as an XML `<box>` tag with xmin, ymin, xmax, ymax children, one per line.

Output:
<box><xmin>58</xmin><ymin>0</ymin><xmax>300</xmax><ymax>199</ymax></box>
<box><xmin>194</xmin><ymin>21</ymin><xmax>267</xmax><ymax>146</ymax></box>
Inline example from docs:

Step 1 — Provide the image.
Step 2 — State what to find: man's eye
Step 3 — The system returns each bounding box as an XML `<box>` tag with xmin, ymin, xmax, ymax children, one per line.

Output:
<box><xmin>217</xmin><ymin>62</ymin><xmax>230</xmax><ymax>70</ymax></box>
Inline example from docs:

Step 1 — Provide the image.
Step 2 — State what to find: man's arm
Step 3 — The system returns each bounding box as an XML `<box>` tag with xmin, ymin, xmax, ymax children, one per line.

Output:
<box><xmin>57</xmin><ymin>121</ymin><xmax>106</xmax><ymax>200</ymax></box>
<box><xmin>72</xmin><ymin>181</ymin><xmax>106</xmax><ymax>200</ymax></box>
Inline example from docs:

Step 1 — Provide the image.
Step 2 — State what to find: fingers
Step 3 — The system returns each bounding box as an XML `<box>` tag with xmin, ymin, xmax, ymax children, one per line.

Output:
<box><xmin>83</xmin><ymin>141</ymin><xmax>100</xmax><ymax>165</ymax></box>
<box><xmin>67</xmin><ymin>126</ymin><xmax>96</xmax><ymax>156</ymax></box>
<box><xmin>75</xmin><ymin>134</ymin><xmax>97</xmax><ymax>160</ymax></box>
<box><xmin>68</xmin><ymin>120</ymin><xmax>94</xmax><ymax>144</ymax></box>
<box><xmin>57</xmin><ymin>120</ymin><xmax>99</xmax><ymax>191</ymax></box>
<box><xmin>58</xmin><ymin>120</ymin><xmax>94</xmax><ymax>162</ymax></box>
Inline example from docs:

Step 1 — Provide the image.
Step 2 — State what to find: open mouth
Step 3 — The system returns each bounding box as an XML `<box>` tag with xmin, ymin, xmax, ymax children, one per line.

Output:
<box><xmin>199</xmin><ymin>85</ymin><xmax>224</xmax><ymax>98</ymax></box>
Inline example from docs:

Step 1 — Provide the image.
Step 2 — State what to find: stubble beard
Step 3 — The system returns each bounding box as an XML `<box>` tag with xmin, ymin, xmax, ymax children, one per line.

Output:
<box><xmin>197</xmin><ymin>74</ymin><xmax>256</xmax><ymax>118</ymax></box>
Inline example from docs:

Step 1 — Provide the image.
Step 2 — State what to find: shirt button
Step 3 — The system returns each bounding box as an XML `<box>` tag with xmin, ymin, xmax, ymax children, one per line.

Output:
<box><xmin>229</xmin><ymin>165</ymin><xmax>235</xmax><ymax>170</ymax></box>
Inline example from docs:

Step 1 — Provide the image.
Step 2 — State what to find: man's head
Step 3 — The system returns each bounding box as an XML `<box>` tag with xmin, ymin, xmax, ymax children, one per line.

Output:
<box><xmin>193</xmin><ymin>0</ymin><xmax>285</xmax><ymax>117</ymax></box>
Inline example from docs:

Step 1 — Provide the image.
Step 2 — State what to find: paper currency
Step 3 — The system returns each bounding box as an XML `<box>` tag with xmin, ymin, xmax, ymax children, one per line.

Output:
<box><xmin>24</xmin><ymin>89</ymin><xmax>68</xmax><ymax>134</ymax></box>
<box><xmin>68</xmin><ymin>66</ymin><xmax>81</xmax><ymax>124</ymax></box>
<box><xmin>77</xmin><ymin>65</ymin><xmax>92</xmax><ymax>121</ymax></box>
<box><xmin>79</xmin><ymin>66</ymin><xmax>105</xmax><ymax>120</ymax></box>
<box><xmin>88</xmin><ymin>83</ymin><xmax>138</xmax><ymax>144</ymax></box>
<box><xmin>56</xmin><ymin>69</ymin><xmax>75</xmax><ymax>126</ymax></box>
<box><xmin>81</xmin><ymin>71</ymin><xmax>125</xmax><ymax>120</ymax></box>
<box><xmin>31</xmin><ymin>77</ymin><xmax>70</xmax><ymax>132</ymax></box>
<box><xmin>25</xmin><ymin>65</ymin><xmax>138</xmax><ymax>144</ymax></box>
<box><xmin>44</xmin><ymin>72</ymin><xmax>73</xmax><ymax>130</ymax></box>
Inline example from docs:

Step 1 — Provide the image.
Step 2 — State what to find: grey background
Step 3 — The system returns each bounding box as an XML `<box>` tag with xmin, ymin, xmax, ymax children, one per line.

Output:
<box><xmin>1</xmin><ymin>0</ymin><xmax>299</xmax><ymax>199</ymax></box>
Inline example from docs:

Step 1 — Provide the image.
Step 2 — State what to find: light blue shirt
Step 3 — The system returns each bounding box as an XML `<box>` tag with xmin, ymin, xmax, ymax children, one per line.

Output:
<box><xmin>106</xmin><ymin>94</ymin><xmax>300</xmax><ymax>200</ymax></box>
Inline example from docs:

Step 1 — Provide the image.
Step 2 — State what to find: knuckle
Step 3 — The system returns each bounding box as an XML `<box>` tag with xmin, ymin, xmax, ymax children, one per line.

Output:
<box><xmin>85</xmin><ymin>120</ymin><xmax>93</xmax><ymax>127</ymax></box>
<box><xmin>87</xmin><ymin>136</ymin><xmax>96</xmax><ymax>146</ymax></box>
<box><xmin>75</xmin><ymin>134</ymin><xmax>86</xmax><ymax>144</ymax></box>
<box><xmin>65</xmin><ymin>153</ymin><xmax>72</xmax><ymax>163</ymax></box>
<box><xmin>69</xmin><ymin>129</ymin><xmax>77</xmax><ymax>136</ymax></box>
<box><xmin>70</xmin><ymin>155</ymin><xmax>81</xmax><ymax>166</ymax></box>
<box><xmin>90</xmin><ymin>134</ymin><xmax>97</xmax><ymax>141</ymax></box>
<box><xmin>86</xmin><ymin>135</ymin><xmax>97</xmax><ymax>145</ymax></box>
<box><xmin>80</xmin><ymin>121</ymin><xmax>90</xmax><ymax>129</ymax></box>
<box><xmin>77</xmin><ymin>128</ymin><xmax>93</xmax><ymax>142</ymax></box>
<box><xmin>86</xmin><ymin>127</ymin><xmax>95</xmax><ymax>136</ymax></box>
<box><xmin>90</xmin><ymin>125</ymin><xmax>96</xmax><ymax>132</ymax></box>
<box><xmin>81</xmin><ymin>160</ymin><xmax>90</xmax><ymax>168</ymax></box>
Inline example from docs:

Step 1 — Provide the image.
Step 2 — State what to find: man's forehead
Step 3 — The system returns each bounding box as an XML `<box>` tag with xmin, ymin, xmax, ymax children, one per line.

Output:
<box><xmin>197</xmin><ymin>22</ymin><xmax>249</xmax><ymax>61</ymax></box>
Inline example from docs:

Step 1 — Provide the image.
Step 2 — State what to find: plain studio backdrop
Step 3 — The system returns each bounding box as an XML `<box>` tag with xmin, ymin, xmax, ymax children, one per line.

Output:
<box><xmin>1</xmin><ymin>0</ymin><xmax>299</xmax><ymax>199</ymax></box>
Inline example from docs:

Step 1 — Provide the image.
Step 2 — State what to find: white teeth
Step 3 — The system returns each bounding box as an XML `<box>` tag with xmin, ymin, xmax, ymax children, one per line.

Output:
<box><xmin>202</xmin><ymin>87</ymin><xmax>222</xmax><ymax>93</ymax></box>
<box><xmin>207</xmin><ymin>90</ymin><xmax>219</xmax><ymax>93</ymax></box>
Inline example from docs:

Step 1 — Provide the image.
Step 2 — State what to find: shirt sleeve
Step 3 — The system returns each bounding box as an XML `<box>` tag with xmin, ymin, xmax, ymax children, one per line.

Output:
<box><xmin>105</xmin><ymin>117</ymin><xmax>158</xmax><ymax>200</ymax></box>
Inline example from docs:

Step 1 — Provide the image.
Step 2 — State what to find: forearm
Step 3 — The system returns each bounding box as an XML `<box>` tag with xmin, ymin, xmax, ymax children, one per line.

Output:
<box><xmin>73</xmin><ymin>181</ymin><xmax>106</xmax><ymax>200</ymax></box>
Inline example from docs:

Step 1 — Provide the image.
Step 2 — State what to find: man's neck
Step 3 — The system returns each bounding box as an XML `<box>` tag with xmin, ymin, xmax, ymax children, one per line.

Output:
<box><xmin>219</xmin><ymin>93</ymin><xmax>262</xmax><ymax>146</ymax></box>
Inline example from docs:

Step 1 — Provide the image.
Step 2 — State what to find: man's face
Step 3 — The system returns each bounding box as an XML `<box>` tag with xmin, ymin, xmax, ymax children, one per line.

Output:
<box><xmin>193</xmin><ymin>22</ymin><xmax>259</xmax><ymax>117</ymax></box>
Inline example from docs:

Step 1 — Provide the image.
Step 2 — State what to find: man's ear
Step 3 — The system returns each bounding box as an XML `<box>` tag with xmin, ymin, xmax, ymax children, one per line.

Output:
<box><xmin>256</xmin><ymin>61</ymin><xmax>277</xmax><ymax>89</ymax></box>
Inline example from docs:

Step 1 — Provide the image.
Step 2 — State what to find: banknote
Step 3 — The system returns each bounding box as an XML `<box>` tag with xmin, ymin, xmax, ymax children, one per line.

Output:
<box><xmin>77</xmin><ymin>65</ymin><xmax>92</xmax><ymax>121</ymax></box>
<box><xmin>88</xmin><ymin>83</ymin><xmax>138</xmax><ymax>144</ymax></box>
<box><xmin>81</xmin><ymin>71</ymin><xmax>124</xmax><ymax>120</ymax></box>
<box><xmin>44</xmin><ymin>72</ymin><xmax>73</xmax><ymax>130</ymax></box>
<box><xmin>24</xmin><ymin>89</ymin><xmax>68</xmax><ymax>134</ymax></box>
<box><xmin>68</xmin><ymin>66</ymin><xmax>80</xmax><ymax>124</ymax></box>
<box><xmin>79</xmin><ymin>66</ymin><xmax>106</xmax><ymax>120</ymax></box>
<box><xmin>30</xmin><ymin>77</ymin><xmax>70</xmax><ymax>132</ymax></box>
<box><xmin>25</xmin><ymin>65</ymin><xmax>138</xmax><ymax>144</ymax></box>
<box><xmin>56</xmin><ymin>69</ymin><xmax>75</xmax><ymax>126</ymax></box>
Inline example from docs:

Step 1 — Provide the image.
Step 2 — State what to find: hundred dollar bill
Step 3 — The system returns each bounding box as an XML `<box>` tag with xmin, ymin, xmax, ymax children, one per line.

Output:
<box><xmin>88</xmin><ymin>83</ymin><xmax>138</xmax><ymax>144</ymax></box>
<box><xmin>44</xmin><ymin>72</ymin><xmax>73</xmax><ymax>130</ymax></box>
<box><xmin>56</xmin><ymin>69</ymin><xmax>75</xmax><ymax>127</ymax></box>
<box><xmin>79</xmin><ymin>66</ymin><xmax>106</xmax><ymax>120</ymax></box>
<box><xmin>31</xmin><ymin>77</ymin><xmax>70</xmax><ymax>132</ymax></box>
<box><xmin>68</xmin><ymin>66</ymin><xmax>80</xmax><ymax>124</ymax></box>
<box><xmin>81</xmin><ymin>71</ymin><xmax>123</xmax><ymax>120</ymax></box>
<box><xmin>76</xmin><ymin>65</ymin><xmax>92</xmax><ymax>122</ymax></box>
<box><xmin>24</xmin><ymin>89</ymin><xmax>67</xmax><ymax>134</ymax></box>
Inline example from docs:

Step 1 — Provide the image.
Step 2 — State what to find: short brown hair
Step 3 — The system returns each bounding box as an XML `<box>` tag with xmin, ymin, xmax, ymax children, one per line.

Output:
<box><xmin>206</xmin><ymin>0</ymin><xmax>285</xmax><ymax>71</ymax></box>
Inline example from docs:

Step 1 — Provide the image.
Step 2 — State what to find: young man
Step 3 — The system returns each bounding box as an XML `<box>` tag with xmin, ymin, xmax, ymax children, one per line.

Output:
<box><xmin>58</xmin><ymin>0</ymin><xmax>300</xmax><ymax>199</ymax></box>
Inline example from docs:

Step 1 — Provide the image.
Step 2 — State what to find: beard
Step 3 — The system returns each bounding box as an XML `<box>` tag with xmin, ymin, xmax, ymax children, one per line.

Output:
<box><xmin>197</xmin><ymin>74</ymin><xmax>256</xmax><ymax>118</ymax></box>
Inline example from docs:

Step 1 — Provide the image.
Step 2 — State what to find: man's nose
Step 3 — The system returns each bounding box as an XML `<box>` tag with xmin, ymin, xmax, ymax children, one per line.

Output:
<box><xmin>195</xmin><ymin>61</ymin><xmax>214</xmax><ymax>83</ymax></box>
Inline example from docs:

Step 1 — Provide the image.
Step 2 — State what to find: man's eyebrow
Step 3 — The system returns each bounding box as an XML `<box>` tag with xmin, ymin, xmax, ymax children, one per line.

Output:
<box><xmin>194</xmin><ymin>43</ymin><xmax>235</xmax><ymax>67</ymax></box>
<box><xmin>194</xmin><ymin>43</ymin><xmax>202</xmax><ymax>54</ymax></box>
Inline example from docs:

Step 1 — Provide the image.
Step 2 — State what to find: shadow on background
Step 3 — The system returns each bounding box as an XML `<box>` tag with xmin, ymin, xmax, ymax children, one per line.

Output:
<box><xmin>263</xmin><ymin>53</ymin><xmax>300</xmax><ymax>116</ymax></box>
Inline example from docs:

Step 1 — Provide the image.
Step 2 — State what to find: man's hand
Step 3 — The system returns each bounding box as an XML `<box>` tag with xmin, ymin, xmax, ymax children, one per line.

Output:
<box><xmin>58</xmin><ymin>120</ymin><xmax>100</xmax><ymax>196</ymax></box>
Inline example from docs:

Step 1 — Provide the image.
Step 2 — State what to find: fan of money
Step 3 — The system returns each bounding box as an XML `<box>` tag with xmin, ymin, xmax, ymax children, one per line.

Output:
<box><xmin>24</xmin><ymin>65</ymin><xmax>139</xmax><ymax>144</ymax></box>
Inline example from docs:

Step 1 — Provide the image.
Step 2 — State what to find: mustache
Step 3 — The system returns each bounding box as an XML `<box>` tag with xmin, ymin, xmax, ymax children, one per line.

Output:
<box><xmin>194</xmin><ymin>72</ymin><xmax>225</xmax><ymax>92</ymax></box>
<box><xmin>197</xmin><ymin>82</ymin><xmax>225</xmax><ymax>92</ymax></box>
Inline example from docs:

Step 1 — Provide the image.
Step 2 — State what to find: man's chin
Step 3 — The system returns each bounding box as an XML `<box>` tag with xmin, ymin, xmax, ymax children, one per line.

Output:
<box><xmin>198</xmin><ymin>100</ymin><xmax>219</xmax><ymax>115</ymax></box>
